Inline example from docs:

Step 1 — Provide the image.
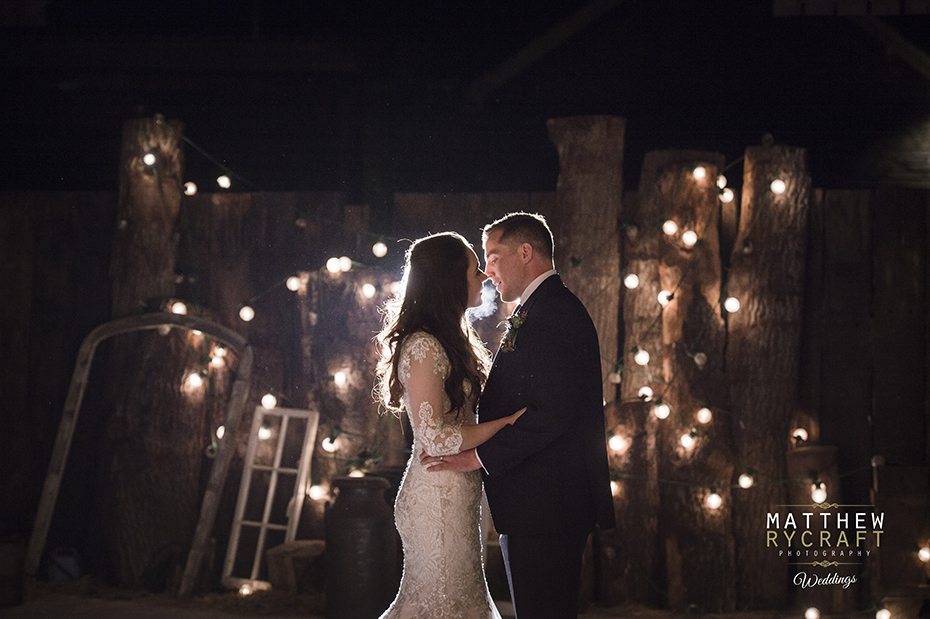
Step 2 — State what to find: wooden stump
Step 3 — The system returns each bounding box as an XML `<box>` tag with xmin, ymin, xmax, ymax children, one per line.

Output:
<box><xmin>727</xmin><ymin>145</ymin><xmax>811</xmax><ymax>609</ymax></box>
<box><xmin>546</xmin><ymin>116</ymin><xmax>625</xmax><ymax>402</ymax></box>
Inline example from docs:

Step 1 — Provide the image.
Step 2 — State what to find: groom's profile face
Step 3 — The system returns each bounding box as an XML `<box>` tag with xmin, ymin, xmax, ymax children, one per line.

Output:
<box><xmin>483</xmin><ymin>230</ymin><xmax>522</xmax><ymax>304</ymax></box>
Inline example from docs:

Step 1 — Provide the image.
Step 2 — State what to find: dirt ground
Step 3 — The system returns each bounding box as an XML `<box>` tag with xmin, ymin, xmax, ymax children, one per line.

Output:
<box><xmin>0</xmin><ymin>578</ymin><xmax>793</xmax><ymax>619</ymax></box>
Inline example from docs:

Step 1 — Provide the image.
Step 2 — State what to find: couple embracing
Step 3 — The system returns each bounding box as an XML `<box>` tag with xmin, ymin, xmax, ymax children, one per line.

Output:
<box><xmin>374</xmin><ymin>212</ymin><xmax>615</xmax><ymax>619</ymax></box>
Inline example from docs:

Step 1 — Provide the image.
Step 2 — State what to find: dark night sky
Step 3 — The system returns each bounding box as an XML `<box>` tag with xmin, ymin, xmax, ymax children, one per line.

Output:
<box><xmin>2</xmin><ymin>0</ymin><xmax>930</xmax><ymax>211</ymax></box>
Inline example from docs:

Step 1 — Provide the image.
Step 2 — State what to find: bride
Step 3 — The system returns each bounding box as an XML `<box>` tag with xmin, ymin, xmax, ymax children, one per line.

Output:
<box><xmin>374</xmin><ymin>232</ymin><xmax>523</xmax><ymax>619</ymax></box>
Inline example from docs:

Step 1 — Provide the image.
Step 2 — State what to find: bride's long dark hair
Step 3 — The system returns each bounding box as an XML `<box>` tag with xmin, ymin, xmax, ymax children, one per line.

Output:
<box><xmin>375</xmin><ymin>232</ymin><xmax>490</xmax><ymax>420</ymax></box>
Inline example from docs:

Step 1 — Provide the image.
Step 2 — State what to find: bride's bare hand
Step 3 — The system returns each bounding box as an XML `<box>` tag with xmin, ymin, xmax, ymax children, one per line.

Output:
<box><xmin>508</xmin><ymin>407</ymin><xmax>527</xmax><ymax>424</ymax></box>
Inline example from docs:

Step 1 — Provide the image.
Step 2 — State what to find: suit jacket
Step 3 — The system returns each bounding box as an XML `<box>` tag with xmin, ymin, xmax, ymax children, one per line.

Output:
<box><xmin>476</xmin><ymin>274</ymin><xmax>616</xmax><ymax>536</ymax></box>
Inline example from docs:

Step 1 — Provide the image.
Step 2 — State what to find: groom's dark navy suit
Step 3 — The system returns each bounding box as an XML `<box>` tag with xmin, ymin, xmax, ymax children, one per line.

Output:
<box><xmin>476</xmin><ymin>274</ymin><xmax>615</xmax><ymax>617</ymax></box>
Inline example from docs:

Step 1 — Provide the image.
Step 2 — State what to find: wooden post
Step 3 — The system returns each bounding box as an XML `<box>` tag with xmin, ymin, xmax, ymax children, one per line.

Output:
<box><xmin>546</xmin><ymin>116</ymin><xmax>625</xmax><ymax>402</ymax></box>
<box><xmin>727</xmin><ymin>145</ymin><xmax>811</xmax><ymax>608</ymax></box>
<box><xmin>100</xmin><ymin>116</ymin><xmax>199</xmax><ymax>587</ymax></box>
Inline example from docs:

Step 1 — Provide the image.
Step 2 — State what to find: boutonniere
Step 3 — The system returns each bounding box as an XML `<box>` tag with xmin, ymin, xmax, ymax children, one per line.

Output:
<box><xmin>498</xmin><ymin>310</ymin><xmax>527</xmax><ymax>353</ymax></box>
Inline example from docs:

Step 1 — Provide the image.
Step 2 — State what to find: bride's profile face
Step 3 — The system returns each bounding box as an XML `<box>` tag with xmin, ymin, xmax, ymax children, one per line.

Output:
<box><xmin>466</xmin><ymin>250</ymin><xmax>488</xmax><ymax>309</ymax></box>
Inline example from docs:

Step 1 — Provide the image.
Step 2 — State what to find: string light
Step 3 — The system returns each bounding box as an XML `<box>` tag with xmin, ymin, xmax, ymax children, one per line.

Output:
<box><xmin>693</xmin><ymin>352</ymin><xmax>707</xmax><ymax>368</ymax></box>
<box><xmin>217</xmin><ymin>175</ymin><xmax>231</xmax><ymax>189</ymax></box>
<box><xmin>638</xmin><ymin>386</ymin><xmax>654</xmax><ymax>401</ymax></box>
<box><xmin>716</xmin><ymin>175</ymin><xmax>727</xmax><ymax>189</ymax></box>
<box><xmin>793</xmin><ymin>428</ymin><xmax>809</xmax><ymax>442</ymax></box>
<box><xmin>185</xmin><ymin>372</ymin><xmax>203</xmax><ymax>389</ymax></box>
<box><xmin>811</xmin><ymin>482</ymin><xmax>827</xmax><ymax>503</ymax></box>
<box><xmin>143</xmin><ymin>153</ymin><xmax>156</xmax><ymax>166</ymax></box>
<box><xmin>239</xmin><ymin>305</ymin><xmax>255</xmax><ymax>322</ymax></box>
<box><xmin>724</xmin><ymin>297</ymin><xmax>740</xmax><ymax>312</ymax></box>
<box><xmin>308</xmin><ymin>484</ymin><xmax>328</xmax><ymax>500</ymax></box>
<box><xmin>184</xmin><ymin>182</ymin><xmax>197</xmax><ymax>196</ymax></box>
<box><xmin>805</xmin><ymin>608</ymin><xmax>820</xmax><ymax>619</ymax></box>
<box><xmin>720</xmin><ymin>188</ymin><xmax>735</xmax><ymax>203</ymax></box>
<box><xmin>333</xmin><ymin>371</ymin><xmax>347</xmax><ymax>386</ymax></box>
<box><xmin>770</xmin><ymin>179</ymin><xmax>786</xmax><ymax>194</ymax></box>
<box><xmin>286</xmin><ymin>276</ymin><xmax>300</xmax><ymax>291</ymax></box>
<box><xmin>696</xmin><ymin>407</ymin><xmax>712</xmax><ymax>424</ymax></box>
<box><xmin>261</xmin><ymin>393</ymin><xmax>277</xmax><ymax>409</ymax></box>
<box><xmin>607</xmin><ymin>372</ymin><xmax>622</xmax><ymax>384</ymax></box>
<box><xmin>239</xmin><ymin>584</ymin><xmax>253</xmax><ymax>597</ymax></box>
<box><xmin>326</xmin><ymin>257</ymin><xmax>341</xmax><ymax>273</ymax></box>
<box><xmin>633</xmin><ymin>349</ymin><xmax>650</xmax><ymax>366</ymax></box>
<box><xmin>658</xmin><ymin>290</ymin><xmax>672</xmax><ymax>306</ymax></box>
<box><xmin>362</xmin><ymin>283</ymin><xmax>377</xmax><ymax>298</ymax></box>
<box><xmin>662</xmin><ymin>220</ymin><xmax>679</xmax><ymax>236</ymax></box>
<box><xmin>372</xmin><ymin>241</ymin><xmax>388</xmax><ymax>258</ymax></box>
<box><xmin>653</xmin><ymin>402</ymin><xmax>670</xmax><ymax>419</ymax></box>
<box><xmin>705</xmin><ymin>489</ymin><xmax>722</xmax><ymax>509</ymax></box>
<box><xmin>608</xmin><ymin>434</ymin><xmax>628</xmax><ymax>452</ymax></box>
<box><xmin>692</xmin><ymin>166</ymin><xmax>706</xmax><ymax>180</ymax></box>
<box><xmin>348</xmin><ymin>468</ymin><xmax>365</xmax><ymax>478</ymax></box>
<box><xmin>216</xmin><ymin>425</ymin><xmax>225</xmax><ymax>439</ymax></box>
<box><xmin>681</xmin><ymin>230</ymin><xmax>698</xmax><ymax>247</ymax></box>
<box><xmin>623</xmin><ymin>273</ymin><xmax>640</xmax><ymax>289</ymax></box>
<box><xmin>338</xmin><ymin>256</ymin><xmax>352</xmax><ymax>272</ymax></box>
<box><xmin>170</xmin><ymin>301</ymin><xmax>188</xmax><ymax>315</ymax></box>
<box><xmin>210</xmin><ymin>346</ymin><xmax>226</xmax><ymax>367</ymax></box>
<box><xmin>738</xmin><ymin>472</ymin><xmax>754</xmax><ymax>488</ymax></box>
<box><xmin>321</xmin><ymin>436</ymin><xmax>340</xmax><ymax>452</ymax></box>
<box><xmin>876</xmin><ymin>609</ymin><xmax>891</xmax><ymax>619</ymax></box>
<box><xmin>918</xmin><ymin>545</ymin><xmax>930</xmax><ymax>562</ymax></box>
<box><xmin>258</xmin><ymin>423</ymin><xmax>273</xmax><ymax>441</ymax></box>
<box><xmin>680</xmin><ymin>432</ymin><xmax>696</xmax><ymax>448</ymax></box>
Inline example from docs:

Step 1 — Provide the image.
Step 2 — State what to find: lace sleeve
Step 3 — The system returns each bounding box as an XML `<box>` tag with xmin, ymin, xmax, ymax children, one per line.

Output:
<box><xmin>399</xmin><ymin>333</ymin><xmax>463</xmax><ymax>456</ymax></box>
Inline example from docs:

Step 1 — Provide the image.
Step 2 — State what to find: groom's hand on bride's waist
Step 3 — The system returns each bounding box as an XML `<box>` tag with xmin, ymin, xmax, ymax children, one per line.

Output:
<box><xmin>420</xmin><ymin>449</ymin><xmax>481</xmax><ymax>472</ymax></box>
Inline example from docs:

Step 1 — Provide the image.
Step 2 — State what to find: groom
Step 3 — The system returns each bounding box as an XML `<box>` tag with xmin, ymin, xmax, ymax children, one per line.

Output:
<box><xmin>423</xmin><ymin>212</ymin><xmax>615</xmax><ymax>618</ymax></box>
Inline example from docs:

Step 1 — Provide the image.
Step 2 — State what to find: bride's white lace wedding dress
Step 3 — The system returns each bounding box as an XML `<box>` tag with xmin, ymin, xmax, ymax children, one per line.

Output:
<box><xmin>379</xmin><ymin>331</ymin><xmax>501</xmax><ymax>619</ymax></box>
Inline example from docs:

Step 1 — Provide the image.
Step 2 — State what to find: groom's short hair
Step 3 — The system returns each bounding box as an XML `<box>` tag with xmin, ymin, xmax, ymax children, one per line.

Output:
<box><xmin>483</xmin><ymin>212</ymin><xmax>554</xmax><ymax>261</ymax></box>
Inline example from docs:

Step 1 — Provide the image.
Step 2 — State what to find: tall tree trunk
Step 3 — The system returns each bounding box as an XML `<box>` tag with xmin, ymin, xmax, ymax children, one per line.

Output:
<box><xmin>101</xmin><ymin>116</ymin><xmax>201</xmax><ymax>588</ymax></box>
<box><xmin>728</xmin><ymin>145</ymin><xmax>810</xmax><ymax>608</ymax></box>
<box><xmin>546</xmin><ymin>116</ymin><xmax>625</xmax><ymax>403</ymax></box>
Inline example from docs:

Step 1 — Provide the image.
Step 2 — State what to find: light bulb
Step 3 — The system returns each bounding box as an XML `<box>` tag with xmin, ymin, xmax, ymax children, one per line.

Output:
<box><xmin>654</xmin><ymin>403</ymin><xmax>670</xmax><ymax>419</ymax></box>
<box><xmin>633</xmin><ymin>349</ymin><xmax>650</xmax><ymax>366</ymax></box>
<box><xmin>638</xmin><ymin>386</ymin><xmax>654</xmax><ymax>401</ymax></box>
<box><xmin>607</xmin><ymin>372</ymin><xmax>622</xmax><ymax>384</ymax></box>
<box><xmin>608</xmin><ymin>435</ymin><xmax>627</xmax><ymax>452</ymax></box>
<box><xmin>811</xmin><ymin>483</ymin><xmax>827</xmax><ymax>503</ymax></box>
<box><xmin>362</xmin><ymin>283</ymin><xmax>376</xmax><ymax>298</ymax></box>
<box><xmin>662</xmin><ymin>220</ymin><xmax>679</xmax><ymax>236</ymax></box>
<box><xmin>918</xmin><ymin>546</ymin><xmax>930</xmax><ymax>562</ymax></box>
<box><xmin>184</xmin><ymin>182</ymin><xmax>197</xmax><ymax>196</ymax></box>
<box><xmin>217</xmin><ymin>175</ymin><xmax>231</xmax><ymax>189</ymax></box>
<box><xmin>348</xmin><ymin>468</ymin><xmax>365</xmax><ymax>478</ymax></box>
<box><xmin>770</xmin><ymin>179</ymin><xmax>786</xmax><ymax>195</ymax></box>
<box><xmin>261</xmin><ymin>393</ymin><xmax>277</xmax><ymax>409</ymax></box>
<box><xmin>658</xmin><ymin>290</ymin><xmax>672</xmax><ymax>306</ymax></box>
<box><xmin>682</xmin><ymin>231</ymin><xmax>698</xmax><ymax>247</ymax></box>
<box><xmin>706</xmin><ymin>491</ymin><xmax>722</xmax><ymax>509</ymax></box>
<box><xmin>258</xmin><ymin>425</ymin><xmax>272</xmax><ymax>440</ymax></box>
<box><xmin>171</xmin><ymin>301</ymin><xmax>188</xmax><ymax>315</ymax></box>
<box><xmin>286</xmin><ymin>276</ymin><xmax>300</xmax><ymax>291</ymax></box>
<box><xmin>610</xmin><ymin>480</ymin><xmax>620</xmax><ymax>496</ymax></box>
<box><xmin>693</xmin><ymin>352</ymin><xmax>708</xmax><ymax>368</ymax></box>
<box><xmin>239</xmin><ymin>305</ymin><xmax>255</xmax><ymax>322</ymax></box>
<box><xmin>239</xmin><ymin>584</ymin><xmax>253</xmax><ymax>597</ymax></box>
<box><xmin>321</xmin><ymin>436</ymin><xmax>339</xmax><ymax>453</ymax></box>
<box><xmin>680</xmin><ymin>433</ymin><xmax>695</xmax><ymax>448</ymax></box>
<box><xmin>738</xmin><ymin>473</ymin><xmax>754</xmax><ymax>488</ymax></box>
<box><xmin>186</xmin><ymin>373</ymin><xmax>203</xmax><ymax>389</ymax></box>
<box><xmin>339</xmin><ymin>256</ymin><xmax>352</xmax><ymax>272</ymax></box>
<box><xmin>216</xmin><ymin>425</ymin><xmax>225</xmax><ymax>439</ymax></box>
<box><xmin>793</xmin><ymin>428</ymin><xmax>809</xmax><ymax>442</ymax></box>
<box><xmin>805</xmin><ymin>608</ymin><xmax>820</xmax><ymax>619</ymax></box>
<box><xmin>716</xmin><ymin>174</ymin><xmax>727</xmax><ymax>189</ymax></box>
<box><xmin>696</xmin><ymin>407</ymin><xmax>713</xmax><ymax>424</ymax></box>
<box><xmin>308</xmin><ymin>485</ymin><xmax>327</xmax><ymax>500</ymax></box>
<box><xmin>724</xmin><ymin>297</ymin><xmax>740</xmax><ymax>313</ymax></box>
<box><xmin>692</xmin><ymin>166</ymin><xmax>706</xmax><ymax>180</ymax></box>
<box><xmin>721</xmin><ymin>188</ymin><xmax>735</xmax><ymax>203</ymax></box>
<box><xmin>143</xmin><ymin>153</ymin><xmax>156</xmax><ymax>166</ymax></box>
<box><xmin>333</xmin><ymin>371</ymin><xmax>347</xmax><ymax>386</ymax></box>
<box><xmin>372</xmin><ymin>241</ymin><xmax>388</xmax><ymax>258</ymax></box>
<box><xmin>326</xmin><ymin>257</ymin><xmax>341</xmax><ymax>273</ymax></box>
<box><xmin>623</xmin><ymin>273</ymin><xmax>640</xmax><ymax>289</ymax></box>
<box><xmin>876</xmin><ymin>609</ymin><xmax>891</xmax><ymax>619</ymax></box>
